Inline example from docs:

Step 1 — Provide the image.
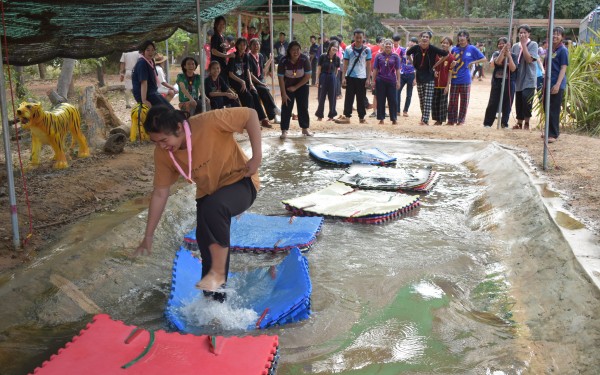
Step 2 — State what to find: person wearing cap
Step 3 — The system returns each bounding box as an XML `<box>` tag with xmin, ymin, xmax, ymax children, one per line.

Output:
<box><xmin>155</xmin><ymin>53</ymin><xmax>178</xmax><ymax>103</ymax></box>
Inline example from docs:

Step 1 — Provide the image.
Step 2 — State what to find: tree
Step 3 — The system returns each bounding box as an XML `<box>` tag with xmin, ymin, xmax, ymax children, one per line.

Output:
<box><xmin>57</xmin><ymin>58</ymin><xmax>76</xmax><ymax>99</ymax></box>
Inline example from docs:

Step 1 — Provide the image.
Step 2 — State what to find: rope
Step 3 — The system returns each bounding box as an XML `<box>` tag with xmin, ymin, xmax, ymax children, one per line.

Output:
<box><xmin>0</xmin><ymin>0</ymin><xmax>34</xmax><ymax>246</ymax></box>
<box><xmin>121</xmin><ymin>329</ymin><xmax>155</xmax><ymax>369</ymax></box>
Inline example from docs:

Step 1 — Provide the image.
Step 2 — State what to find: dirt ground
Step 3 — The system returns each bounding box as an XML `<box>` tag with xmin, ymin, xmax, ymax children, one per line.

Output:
<box><xmin>0</xmin><ymin>73</ymin><xmax>598</xmax><ymax>271</ymax></box>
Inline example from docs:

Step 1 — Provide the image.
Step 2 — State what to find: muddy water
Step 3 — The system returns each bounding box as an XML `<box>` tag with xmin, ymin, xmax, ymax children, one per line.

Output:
<box><xmin>0</xmin><ymin>137</ymin><xmax>598</xmax><ymax>374</ymax></box>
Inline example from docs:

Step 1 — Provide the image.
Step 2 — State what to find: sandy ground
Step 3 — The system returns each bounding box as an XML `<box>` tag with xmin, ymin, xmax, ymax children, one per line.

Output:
<box><xmin>0</xmin><ymin>74</ymin><xmax>598</xmax><ymax>272</ymax></box>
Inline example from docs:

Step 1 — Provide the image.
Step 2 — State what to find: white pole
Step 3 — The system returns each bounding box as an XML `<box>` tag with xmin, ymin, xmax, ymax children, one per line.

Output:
<box><xmin>289</xmin><ymin>0</ymin><xmax>293</xmax><ymax>41</ymax></box>
<box><xmin>195</xmin><ymin>0</ymin><xmax>206</xmax><ymax>112</ymax></box>
<box><xmin>270</xmin><ymin>0</ymin><xmax>276</xmax><ymax>96</ymax></box>
<box><xmin>0</xmin><ymin>37</ymin><xmax>21</xmax><ymax>249</ymax></box>
<box><xmin>238</xmin><ymin>14</ymin><xmax>242</xmax><ymax>38</ymax></box>
<box><xmin>321</xmin><ymin>10</ymin><xmax>324</xmax><ymax>55</ymax></box>
<box><xmin>543</xmin><ymin>0</ymin><xmax>556</xmax><ymax>170</ymax></box>
<box><xmin>165</xmin><ymin>39</ymin><xmax>170</xmax><ymax>83</ymax></box>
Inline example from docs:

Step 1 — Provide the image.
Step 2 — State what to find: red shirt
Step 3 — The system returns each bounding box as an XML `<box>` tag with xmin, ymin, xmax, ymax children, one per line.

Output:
<box><xmin>203</xmin><ymin>43</ymin><xmax>211</xmax><ymax>71</ymax></box>
<box><xmin>434</xmin><ymin>53</ymin><xmax>455</xmax><ymax>88</ymax></box>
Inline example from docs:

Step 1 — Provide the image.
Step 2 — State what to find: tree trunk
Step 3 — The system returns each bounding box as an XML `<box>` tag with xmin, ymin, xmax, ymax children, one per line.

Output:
<box><xmin>103</xmin><ymin>133</ymin><xmax>127</xmax><ymax>154</ymax></box>
<box><xmin>14</xmin><ymin>66</ymin><xmax>26</xmax><ymax>99</ymax></box>
<box><xmin>80</xmin><ymin>86</ymin><xmax>105</xmax><ymax>148</ymax></box>
<box><xmin>38</xmin><ymin>63</ymin><xmax>47</xmax><ymax>79</ymax></box>
<box><xmin>47</xmin><ymin>90</ymin><xmax>67</xmax><ymax>106</ymax></box>
<box><xmin>95</xmin><ymin>92</ymin><xmax>124</xmax><ymax>128</ymax></box>
<box><xmin>96</xmin><ymin>62</ymin><xmax>105</xmax><ymax>88</ymax></box>
<box><xmin>57</xmin><ymin>58</ymin><xmax>76</xmax><ymax>99</ymax></box>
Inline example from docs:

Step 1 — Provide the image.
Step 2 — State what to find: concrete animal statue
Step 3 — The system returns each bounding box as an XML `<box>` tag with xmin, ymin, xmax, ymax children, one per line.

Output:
<box><xmin>15</xmin><ymin>102</ymin><xmax>90</xmax><ymax>169</ymax></box>
<box><xmin>130</xmin><ymin>103</ymin><xmax>149</xmax><ymax>142</ymax></box>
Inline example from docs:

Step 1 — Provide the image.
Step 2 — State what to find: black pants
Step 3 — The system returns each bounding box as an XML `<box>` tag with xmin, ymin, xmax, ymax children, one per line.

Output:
<box><xmin>483</xmin><ymin>78</ymin><xmax>516</xmax><ymax>127</ymax></box>
<box><xmin>343</xmin><ymin>77</ymin><xmax>367</xmax><ymax>119</ymax></box>
<box><xmin>196</xmin><ymin>177</ymin><xmax>257</xmax><ymax>301</ymax></box>
<box><xmin>543</xmin><ymin>88</ymin><xmax>564</xmax><ymax>138</ymax></box>
<box><xmin>281</xmin><ymin>83</ymin><xmax>310</xmax><ymax>131</ymax></box>
<box><xmin>255</xmin><ymin>83</ymin><xmax>277</xmax><ymax>120</ymax></box>
<box><xmin>376</xmin><ymin>79</ymin><xmax>397</xmax><ymax>121</ymax></box>
<box><xmin>515</xmin><ymin>87</ymin><xmax>535</xmax><ymax>121</ymax></box>
<box><xmin>315</xmin><ymin>72</ymin><xmax>337</xmax><ymax>119</ymax></box>
<box><xmin>230</xmin><ymin>80</ymin><xmax>268</xmax><ymax>121</ymax></box>
<box><xmin>310</xmin><ymin>57</ymin><xmax>317</xmax><ymax>85</ymax></box>
<box><xmin>398</xmin><ymin>72</ymin><xmax>414</xmax><ymax>113</ymax></box>
<box><xmin>210</xmin><ymin>96</ymin><xmax>240</xmax><ymax>110</ymax></box>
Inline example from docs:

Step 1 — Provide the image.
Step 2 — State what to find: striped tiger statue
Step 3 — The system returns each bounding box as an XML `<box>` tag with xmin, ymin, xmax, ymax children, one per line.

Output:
<box><xmin>130</xmin><ymin>103</ymin><xmax>150</xmax><ymax>142</ymax></box>
<box><xmin>16</xmin><ymin>102</ymin><xmax>90</xmax><ymax>169</ymax></box>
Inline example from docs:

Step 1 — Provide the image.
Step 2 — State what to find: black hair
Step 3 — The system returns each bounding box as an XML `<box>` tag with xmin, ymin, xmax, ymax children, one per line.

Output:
<box><xmin>497</xmin><ymin>37</ymin><xmax>508</xmax><ymax>46</ymax></box>
<box><xmin>208</xmin><ymin>60</ymin><xmax>220</xmax><ymax>70</ymax></box>
<box><xmin>279</xmin><ymin>32</ymin><xmax>286</xmax><ymax>36</ymax></box>
<box><xmin>286</xmin><ymin>41</ymin><xmax>301</xmax><ymax>59</ymax></box>
<box><xmin>213</xmin><ymin>16</ymin><xmax>226</xmax><ymax>34</ymax></box>
<box><xmin>410</xmin><ymin>37</ymin><xmax>418</xmax><ymax>43</ymax></box>
<box><xmin>144</xmin><ymin>106</ymin><xmax>190</xmax><ymax>135</ymax></box>
<box><xmin>180</xmin><ymin>56</ymin><xmax>198</xmax><ymax>71</ymax></box>
<box><xmin>419</xmin><ymin>31</ymin><xmax>433</xmax><ymax>39</ymax></box>
<box><xmin>456</xmin><ymin>30</ymin><xmax>471</xmax><ymax>44</ymax></box>
<box><xmin>139</xmin><ymin>40</ymin><xmax>156</xmax><ymax>53</ymax></box>
<box><xmin>337</xmin><ymin>34</ymin><xmax>343</xmax><ymax>40</ymax></box>
<box><xmin>353</xmin><ymin>28</ymin><xmax>365</xmax><ymax>36</ymax></box>
<box><xmin>226</xmin><ymin>35</ymin><xmax>235</xmax><ymax>42</ymax></box>
<box><xmin>249</xmin><ymin>38</ymin><xmax>260</xmax><ymax>48</ymax></box>
<box><xmin>235</xmin><ymin>37</ymin><xmax>248</xmax><ymax>56</ymax></box>
<box><xmin>310</xmin><ymin>35</ymin><xmax>316</xmax><ymax>40</ymax></box>
<box><xmin>517</xmin><ymin>24</ymin><xmax>531</xmax><ymax>33</ymax></box>
<box><xmin>441</xmin><ymin>36</ymin><xmax>453</xmax><ymax>45</ymax></box>
<box><xmin>376</xmin><ymin>36</ymin><xmax>383</xmax><ymax>43</ymax></box>
<box><xmin>326</xmin><ymin>41</ymin><xmax>339</xmax><ymax>55</ymax></box>
<box><xmin>392</xmin><ymin>34</ymin><xmax>401</xmax><ymax>42</ymax></box>
<box><xmin>553</xmin><ymin>26</ymin><xmax>565</xmax><ymax>37</ymax></box>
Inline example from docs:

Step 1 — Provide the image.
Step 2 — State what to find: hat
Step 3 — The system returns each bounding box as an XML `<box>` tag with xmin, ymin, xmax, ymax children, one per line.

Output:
<box><xmin>154</xmin><ymin>53</ymin><xmax>167</xmax><ymax>64</ymax></box>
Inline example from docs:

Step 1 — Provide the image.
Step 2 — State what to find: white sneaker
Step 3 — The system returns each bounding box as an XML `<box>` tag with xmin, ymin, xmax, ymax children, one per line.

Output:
<box><xmin>274</xmin><ymin>115</ymin><xmax>281</xmax><ymax>124</ymax></box>
<box><xmin>275</xmin><ymin>107</ymin><xmax>281</xmax><ymax>116</ymax></box>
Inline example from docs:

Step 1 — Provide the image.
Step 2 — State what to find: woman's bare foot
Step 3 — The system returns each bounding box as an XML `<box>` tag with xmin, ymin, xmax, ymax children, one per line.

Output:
<box><xmin>378</xmin><ymin>120</ymin><xmax>384</xmax><ymax>125</ymax></box>
<box><xmin>196</xmin><ymin>271</ymin><xmax>226</xmax><ymax>292</ymax></box>
<box><xmin>280</xmin><ymin>130</ymin><xmax>288</xmax><ymax>139</ymax></box>
<box><xmin>302</xmin><ymin>129</ymin><xmax>314</xmax><ymax>136</ymax></box>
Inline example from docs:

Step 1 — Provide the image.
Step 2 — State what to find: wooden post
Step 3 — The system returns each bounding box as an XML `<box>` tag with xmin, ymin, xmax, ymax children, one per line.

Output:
<box><xmin>80</xmin><ymin>86</ymin><xmax>105</xmax><ymax>148</ymax></box>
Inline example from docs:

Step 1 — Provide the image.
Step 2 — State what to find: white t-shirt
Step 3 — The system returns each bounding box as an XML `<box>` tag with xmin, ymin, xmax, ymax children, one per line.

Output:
<box><xmin>156</xmin><ymin>66</ymin><xmax>173</xmax><ymax>95</ymax></box>
<box><xmin>120</xmin><ymin>51</ymin><xmax>140</xmax><ymax>90</ymax></box>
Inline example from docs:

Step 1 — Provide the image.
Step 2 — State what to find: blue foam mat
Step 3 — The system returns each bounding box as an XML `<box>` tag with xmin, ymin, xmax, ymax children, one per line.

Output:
<box><xmin>166</xmin><ymin>247</ymin><xmax>311</xmax><ymax>332</ymax></box>
<box><xmin>184</xmin><ymin>213</ymin><xmax>324</xmax><ymax>252</ymax></box>
<box><xmin>308</xmin><ymin>144</ymin><xmax>397</xmax><ymax>166</ymax></box>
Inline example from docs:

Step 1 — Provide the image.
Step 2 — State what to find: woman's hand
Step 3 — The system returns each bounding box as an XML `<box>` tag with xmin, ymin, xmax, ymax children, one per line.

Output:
<box><xmin>226</xmin><ymin>92</ymin><xmax>236</xmax><ymax>99</ymax></box>
<box><xmin>133</xmin><ymin>236</ymin><xmax>153</xmax><ymax>256</ymax></box>
<box><xmin>245</xmin><ymin>156</ymin><xmax>261</xmax><ymax>177</ymax></box>
<box><xmin>281</xmin><ymin>92</ymin><xmax>290</xmax><ymax>105</ymax></box>
<box><xmin>143</xmin><ymin>100</ymin><xmax>152</xmax><ymax>108</ymax></box>
<box><xmin>287</xmin><ymin>85</ymin><xmax>297</xmax><ymax>93</ymax></box>
<box><xmin>239</xmin><ymin>81</ymin><xmax>247</xmax><ymax>92</ymax></box>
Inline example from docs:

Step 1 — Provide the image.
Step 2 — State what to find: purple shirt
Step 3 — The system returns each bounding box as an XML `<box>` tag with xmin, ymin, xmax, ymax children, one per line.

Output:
<box><xmin>373</xmin><ymin>52</ymin><xmax>401</xmax><ymax>84</ymax></box>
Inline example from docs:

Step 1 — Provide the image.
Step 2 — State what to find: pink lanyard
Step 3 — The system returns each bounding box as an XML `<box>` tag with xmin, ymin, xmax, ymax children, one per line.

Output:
<box><xmin>168</xmin><ymin>121</ymin><xmax>193</xmax><ymax>183</ymax></box>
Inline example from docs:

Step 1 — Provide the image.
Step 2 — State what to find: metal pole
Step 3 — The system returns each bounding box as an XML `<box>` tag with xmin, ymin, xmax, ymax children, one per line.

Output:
<box><xmin>238</xmin><ymin>14</ymin><xmax>242</xmax><ymax>38</ymax></box>
<box><xmin>165</xmin><ymin>39</ymin><xmax>170</xmax><ymax>83</ymax></box>
<box><xmin>269</xmin><ymin>0</ymin><xmax>276</xmax><ymax>96</ymax></box>
<box><xmin>289</xmin><ymin>0</ymin><xmax>293</xmax><ymax>41</ymax></box>
<box><xmin>320</xmin><ymin>10</ymin><xmax>324</xmax><ymax>55</ymax></box>
<box><xmin>0</xmin><ymin>38</ymin><xmax>21</xmax><ymax>249</ymax></box>
<box><xmin>340</xmin><ymin>16</ymin><xmax>343</xmax><ymax>36</ymax></box>
<box><xmin>543</xmin><ymin>0</ymin><xmax>556</xmax><ymax>170</ymax></box>
<box><xmin>496</xmin><ymin>0</ymin><xmax>516</xmax><ymax>129</ymax></box>
<box><xmin>195</xmin><ymin>0</ymin><xmax>206</xmax><ymax>112</ymax></box>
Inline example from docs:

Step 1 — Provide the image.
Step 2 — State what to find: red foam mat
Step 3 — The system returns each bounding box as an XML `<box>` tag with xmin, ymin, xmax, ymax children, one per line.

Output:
<box><xmin>31</xmin><ymin>314</ymin><xmax>279</xmax><ymax>375</ymax></box>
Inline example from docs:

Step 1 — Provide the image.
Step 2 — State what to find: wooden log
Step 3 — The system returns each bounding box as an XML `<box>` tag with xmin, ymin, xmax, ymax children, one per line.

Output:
<box><xmin>95</xmin><ymin>92</ymin><xmax>124</xmax><ymax>128</ymax></box>
<box><xmin>47</xmin><ymin>90</ymin><xmax>67</xmax><ymax>106</ymax></box>
<box><xmin>97</xmin><ymin>84</ymin><xmax>125</xmax><ymax>94</ymax></box>
<box><xmin>109</xmin><ymin>123</ymin><xmax>131</xmax><ymax>138</ymax></box>
<box><xmin>102</xmin><ymin>133</ymin><xmax>127</xmax><ymax>154</ymax></box>
<box><xmin>80</xmin><ymin>85</ymin><xmax>106</xmax><ymax>148</ymax></box>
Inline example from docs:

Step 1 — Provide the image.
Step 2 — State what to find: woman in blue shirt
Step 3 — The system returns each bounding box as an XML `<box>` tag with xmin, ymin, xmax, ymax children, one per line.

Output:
<box><xmin>543</xmin><ymin>27</ymin><xmax>569</xmax><ymax>143</ymax></box>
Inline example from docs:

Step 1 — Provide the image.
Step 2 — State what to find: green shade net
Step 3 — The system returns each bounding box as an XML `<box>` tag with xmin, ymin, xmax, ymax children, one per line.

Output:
<box><xmin>1</xmin><ymin>0</ymin><xmax>246</xmax><ymax>65</ymax></box>
<box><xmin>239</xmin><ymin>0</ymin><xmax>345</xmax><ymax>16</ymax></box>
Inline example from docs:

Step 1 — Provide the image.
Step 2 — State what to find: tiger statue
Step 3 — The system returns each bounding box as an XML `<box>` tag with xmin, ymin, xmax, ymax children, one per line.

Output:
<box><xmin>15</xmin><ymin>102</ymin><xmax>90</xmax><ymax>169</ymax></box>
<box><xmin>130</xmin><ymin>103</ymin><xmax>150</xmax><ymax>142</ymax></box>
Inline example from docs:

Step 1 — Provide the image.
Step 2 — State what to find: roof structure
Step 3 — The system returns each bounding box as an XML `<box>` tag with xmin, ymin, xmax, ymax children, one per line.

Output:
<box><xmin>381</xmin><ymin>17</ymin><xmax>581</xmax><ymax>41</ymax></box>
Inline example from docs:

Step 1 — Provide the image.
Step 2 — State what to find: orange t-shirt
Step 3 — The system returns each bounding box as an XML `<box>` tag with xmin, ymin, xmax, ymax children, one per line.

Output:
<box><xmin>153</xmin><ymin>107</ymin><xmax>260</xmax><ymax>198</ymax></box>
